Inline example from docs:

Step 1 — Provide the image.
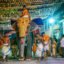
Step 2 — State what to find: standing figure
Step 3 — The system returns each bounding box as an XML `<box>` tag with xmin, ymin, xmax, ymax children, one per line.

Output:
<box><xmin>43</xmin><ymin>34</ymin><xmax>50</xmax><ymax>58</ymax></box>
<box><xmin>2</xmin><ymin>35</ymin><xmax>11</xmax><ymax>61</ymax></box>
<box><xmin>36</xmin><ymin>40</ymin><xmax>43</xmax><ymax>60</ymax></box>
<box><xmin>60</xmin><ymin>35</ymin><xmax>64</xmax><ymax>57</ymax></box>
<box><xmin>36</xmin><ymin>33</ymin><xmax>50</xmax><ymax>58</ymax></box>
<box><xmin>17</xmin><ymin>5</ymin><xmax>31</xmax><ymax>60</ymax></box>
<box><xmin>52</xmin><ymin>39</ymin><xmax>57</xmax><ymax>57</ymax></box>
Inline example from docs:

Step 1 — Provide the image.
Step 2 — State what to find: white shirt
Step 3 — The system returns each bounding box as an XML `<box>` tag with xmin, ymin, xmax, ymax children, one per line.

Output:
<box><xmin>44</xmin><ymin>41</ymin><xmax>49</xmax><ymax>51</ymax></box>
<box><xmin>60</xmin><ymin>38</ymin><xmax>64</xmax><ymax>47</ymax></box>
<box><xmin>36</xmin><ymin>43</ymin><xmax>43</xmax><ymax>57</ymax></box>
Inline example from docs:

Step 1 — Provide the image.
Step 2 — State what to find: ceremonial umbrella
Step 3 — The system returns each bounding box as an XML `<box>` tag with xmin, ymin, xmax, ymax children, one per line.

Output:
<box><xmin>32</xmin><ymin>18</ymin><xmax>44</xmax><ymax>25</ymax></box>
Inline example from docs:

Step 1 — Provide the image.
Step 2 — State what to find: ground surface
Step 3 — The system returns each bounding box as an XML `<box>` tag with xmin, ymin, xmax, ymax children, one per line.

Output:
<box><xmin>0</xmin><ymin>57</ymin><xmax>64</xmax><ymax>64</ymax></box>
<box><xmin>40</xmin><ymin>57</ymin><xmax>64</xmax><ymax>64</ymax></box>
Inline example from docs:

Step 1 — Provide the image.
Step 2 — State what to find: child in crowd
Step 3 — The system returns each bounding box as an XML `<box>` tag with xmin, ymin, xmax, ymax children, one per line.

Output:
<box><xmin>2</xmin><ymin>35</ymin><xmax>11</xmax><ymax>61</ymax></box>
<box><xmin>36</xmin><ymin>40</ymin><xmax>43</xmax><ymax>60</ymax></box>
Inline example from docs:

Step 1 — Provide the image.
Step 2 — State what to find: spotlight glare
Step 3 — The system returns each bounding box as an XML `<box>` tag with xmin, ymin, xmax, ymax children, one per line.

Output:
<box><xmin>49</xmin><ymin>18</ymin><xmax>55</xmax><ymax>24</ymax></box>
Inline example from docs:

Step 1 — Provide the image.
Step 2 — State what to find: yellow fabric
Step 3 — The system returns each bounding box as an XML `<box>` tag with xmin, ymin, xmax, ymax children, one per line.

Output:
<box><xmin>17</xmin><ymin>17</ymin><xmax>29</xmax><ymax>37</ymax></box>
<box><xmin>52</xmin><ymin>44</ymin><xmax>56</xmax><ymax>48</ymax></box>
<box><xmin>18</xmin><ymin>26</ymin><xmax>27</xmax><ymax>37</ymax></box>
<box><xmin>52</xmin><ymin>40</ymin><xmax>57</xmax><ymax>48</ymax></box>
<box><xmin>32</xmin><ymin>43</ymin><xmax>37</xmax><ymax>52</ymax></box>
<box><xmin>21</xmin><ymin>8</ymin><xmax>30</xmax><ymax>17</ymax></box>
<box><xmin>52</xmin><ymin>40</ymin><xmax>56</xmax><ymax>56</ymax></box>
<box><xmin>17</xmin><ymin>8</ymin><xmax>30</xmax><ymax>37</ymax></box>
<box><xmin>52</xmin><ymin>48</ymin><xmax>56</xmax><ymax>56</ymax></box>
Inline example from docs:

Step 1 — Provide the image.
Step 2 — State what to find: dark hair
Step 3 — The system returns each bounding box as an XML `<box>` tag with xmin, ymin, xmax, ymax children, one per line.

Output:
<box><xmin>23</xmin><ymin>5</ymin><xmax>26</xmax><ymax>8</ymax></box>
<box><xmin>62</xmin><ymin>35</ymin><xmax>64</xmax><ymax>37</ymax></box>
<box><xmin>41</xmin><ymin>32</ymin><xmax>45</xmax><ymax>36</ymax></box>
<box><xmin>60</xmin><ymin>35</ymin><xmax>64</xmax><ymax>39</ymax></box>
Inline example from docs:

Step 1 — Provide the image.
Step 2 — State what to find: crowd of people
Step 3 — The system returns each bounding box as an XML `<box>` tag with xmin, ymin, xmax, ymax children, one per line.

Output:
<box><xmin>32</xmin><ymin>33</ymin><xmax>64</xmax><ymax>60</ymax></box>
<box><xmin>0</xmin><ymin>31</ymin><xmax>16</xmax><ymax>61</ymax></box>
<box><xmin>0</xmin><ymin>34</ymin><xmax>11</xmax><ymax>61</ymax></box>
<box><xmin>0</xmin><ymin>32</ymin><xmax>64</xmax><ymax>61</ymax></box>
<box><xmin>0</xmin><ymin>4</ymin><xmax>64</xmax><ymax>61</ymax></box>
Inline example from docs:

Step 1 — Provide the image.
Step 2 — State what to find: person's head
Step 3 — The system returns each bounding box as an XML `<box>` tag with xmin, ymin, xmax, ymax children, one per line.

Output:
<box><xmin>41</xmin><ymin>32</ymin><xmax>45</xmax><ymax>36</ymax></box>
<box><xmin>36</xmin><ymin>34</ymin><xmax>40</xmax><ymax>38</ymax></box>
<box><xmin>22</xmin><ymin>4</ymin><xmax>26</xmax><ymax>9</ymax></box>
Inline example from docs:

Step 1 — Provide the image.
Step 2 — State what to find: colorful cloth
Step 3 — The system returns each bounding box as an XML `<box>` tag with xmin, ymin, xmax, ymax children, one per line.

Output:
<box><xmin>2</xmin><ymin>45</ymin><xmax>11</xmax><ymax>56</ymax></box>
<box><xmin>0</xmin><ymin>39</ymin><xmax>3</xmax><ymax>48</ymax></box>
<box><xmin>42</xmin><ymin>34</ymin><xmax>50</xmax><ymax>42</ymax></box>
<box><xmin>17</xmin><ymin>16</ymin><xmax>30</xmax><ymax>37</ymax></box>
<box><xmin>21</xmin><ymin>8</ymin><xmax>30</xmax><ymax>17</ymax></box>
<box><xmin>32</xmin><ymin>43</ymin><xmax>37</xmax><ymax>52</ymax></box>
<box><xmin>36</xmin><ymin>43</ymin><xmax>43</xmax><ymax>57</ymax></box>
<box><xmin>60</xmin><ymin>38</ymin><xmax>64</xmax><ymax>47</ymax></box>
<box><xmin>17</xmin><ymin>8</ymin><xmax>30</xmax><ymax>37</ymax></box>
